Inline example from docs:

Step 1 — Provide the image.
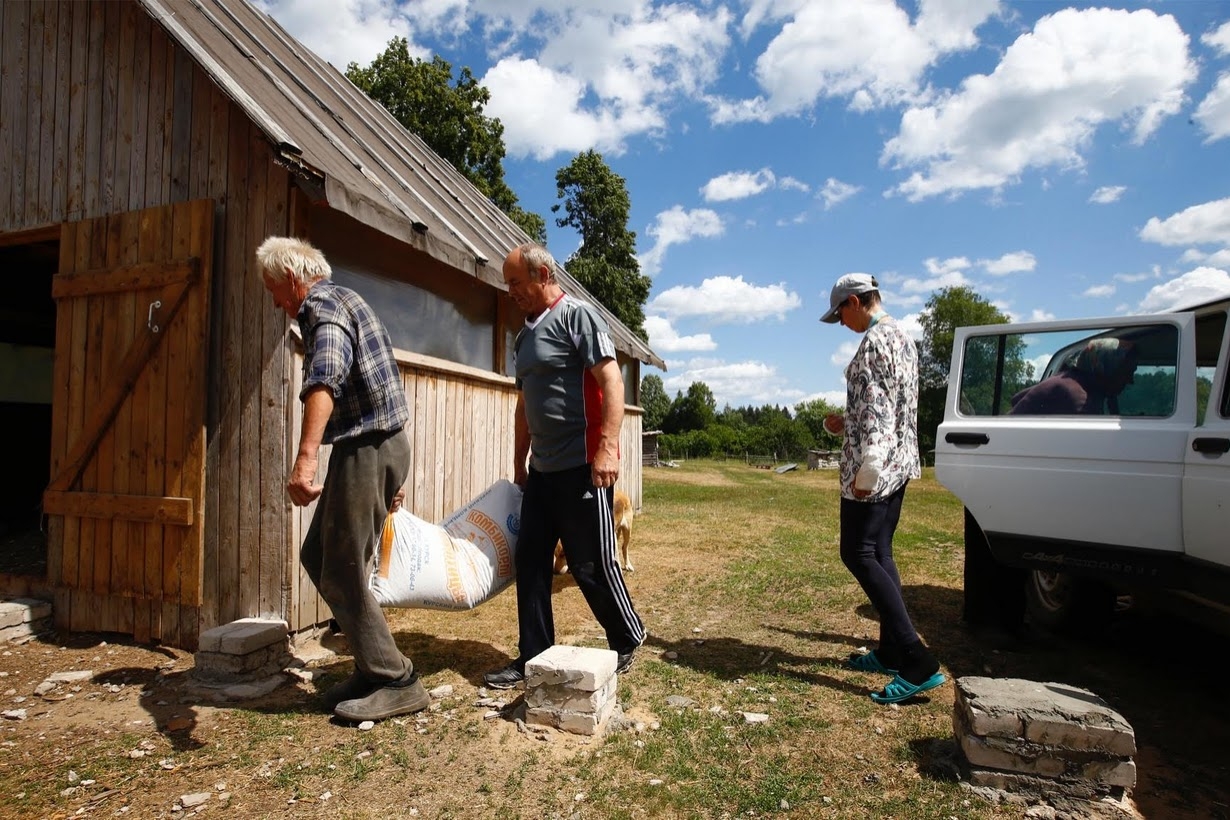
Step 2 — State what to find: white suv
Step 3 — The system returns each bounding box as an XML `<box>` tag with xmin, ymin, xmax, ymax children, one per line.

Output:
<box><xmin>934</xmin><ymin>297</ymin><xmax>1230</xmax><ymax>633</ymax></box>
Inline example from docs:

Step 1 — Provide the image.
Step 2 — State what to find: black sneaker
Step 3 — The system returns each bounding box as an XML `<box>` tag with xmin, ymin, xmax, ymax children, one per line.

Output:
<box><xmin>616</xmin><ymin>650</ymin><xmax>635</xmax><ymax>674</ymax></box>
<box><xmin>483</xmin><ymin>663</ymin><xmax>525</xmax><ymax>690</ymax></box>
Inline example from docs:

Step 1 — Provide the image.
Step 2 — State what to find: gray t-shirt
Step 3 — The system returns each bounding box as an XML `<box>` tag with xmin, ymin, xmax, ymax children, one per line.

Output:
<box><xmin>514</xmin><ymin>294</ymin><xmax>618</xmax><ymax>472</ymax></box>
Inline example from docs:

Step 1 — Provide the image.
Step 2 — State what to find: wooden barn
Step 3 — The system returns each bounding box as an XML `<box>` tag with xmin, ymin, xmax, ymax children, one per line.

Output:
<box><xmin>0</xmin><ymin>0</ymin><xmax>664</xmax><ymax>649</ymax></box>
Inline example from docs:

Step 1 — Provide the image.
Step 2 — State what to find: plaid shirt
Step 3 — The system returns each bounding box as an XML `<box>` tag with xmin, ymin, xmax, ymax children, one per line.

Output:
<box><xmin>298</xmin><ymin>280</ymin><xmax>409</xmax><ymax>444</ymax></box>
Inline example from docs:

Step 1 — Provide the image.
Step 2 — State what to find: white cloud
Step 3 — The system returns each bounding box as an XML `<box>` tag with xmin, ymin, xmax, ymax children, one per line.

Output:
<box><xmin>830</xmin><ymin>340</ymin><xmax>860</xmax><ymax>368</ymax></box>
<box><xmin>820</xmin><ymin>178</ymin><xmax>862</xmax><ymax>210</ymax></box>
<box><xmin>800</xmin><ymin>389</ymin><xmax>848</xmax><ymax>408</ymax></box>
<box><xmin>896</xmin><ymin>312</ymin><xmax>924</xmax><ymax>341</ymax></box>
<box><xmin>896</xmin><ymin>256</ymin><xmax>970</xmax><ymax>293</ymax></box>
<box><xmin>1181</xmin><ymin>248</ymin><xmax>1230</xmax><ymax>269</ymax></box>
<box><xmin>701</xmin><ymin>169</ymin><xmax>777</xmax><ymax>202</ymax></box>
<box><xmin>479</xmin><ymin>3</ymin><xmax>733</xmax><ymax>159</ymax></box>
<box><xmin>1089</xmin><ymin>185</ymin><xmax>1127</xmax><ymax>204</ymax></box>
<box><xmin>925</xmin><ymin>256</ymin><xmax>971</xmax><ymax>276</ymax></box>
<box><xmin>643</xmin><ymin>316</ymin><xmax>717</xmax><ymax>353</ymax></box>
<box><xmin>1194</xmin><ymin>74</ymin><xmax>1230</xmax><ymax>143</ymax></box>
<box><xmin>713</xmin><ymin>0</ymin><xmax>998</xmax><ymax>123</ymax></box>
<box><xmin>1083</xmin><ymin>284</ymin><xmax>1115</xmax><ymax>298</ymax></box>
<box><xmin>483</xmin><ymin>58</ymin><xmax>656</xmax><ymax>160</ymax></box>
<box><xmin>256</xmin><ymin>0</ymin><xmax>420</xmax><ymax>69</ymax></box>
<box><xmin>1138</xmin><ymin>267</ymin><xmax>1230</xmax><ymax>313</ymax></box>
<box><xmin>883</xmin><ymin>8</ymin><xmax>1196</xmax><ymax>201</ymax></box>
<box><xmin>1204</xmin><ymin>21</ymin><xmax>1230</xmax><ymax>55</ymax></box>
<box><xmin>662</xmin><ymin>359</ymin><xmax>804</xmax><ymax>408</ymax></box>
<box><xmin>638</xmin><ymin>206</ymin><xmax>724</xmax><ymax>276</ymax></box>
<box><xmin>1139</xmin><ymin>197</ymin><xmax>1230</xmax><ymax>247</ymax></box>
<box><xmin>779</xmin><ymin>176</ymin><xmax>811</xmax><ymax>193</ymax></box>
<box><xmin>775</xmin><ymin>212</ymin><xmax>810</xmax><ymax>227</ymax></box>
<box><xmin>980</xmin><ymin>251</ymin><xmax>1036</xmax><ymax>275</ymax></box>
<box><xmin>1115</xmin><ymin>269</ymin><xmax>1160</xmax><ymax>283</ymax></box>
<box><xmin>901</xmin><ymin>270</ymin><xmax>970</xmax><ymax>294</ymax></box>
<box><xmin>649</xmin><ymin>276</ymin><xmax>802</xmax><ymax>323</ymax></box>
<box><xmin>1027</xmin><ymin>309</ymin><xmax>1057</xmax><ymax>322</ymax></box>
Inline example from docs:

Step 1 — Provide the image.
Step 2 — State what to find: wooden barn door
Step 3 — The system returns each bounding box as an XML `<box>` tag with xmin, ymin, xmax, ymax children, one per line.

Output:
<box><xmin>45</xmin><ymin>199</ymin><xmax>213</xmax><ymax>647</ymax></box>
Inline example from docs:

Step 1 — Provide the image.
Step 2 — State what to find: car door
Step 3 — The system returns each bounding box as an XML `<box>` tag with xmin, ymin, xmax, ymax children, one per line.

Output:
<box><xmin>1182</xmin><ymin>304</ymin><xmax>1230</xmax><ymax>571</ymax></box>
<box><xmin>935</xmin><ymin>313</ymin><xmax>1197</xmax><ymax>567</ymax></box>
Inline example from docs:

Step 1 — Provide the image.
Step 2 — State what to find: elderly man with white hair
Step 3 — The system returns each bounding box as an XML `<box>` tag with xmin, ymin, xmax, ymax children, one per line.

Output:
<box><xmin>256</xmin><ymin>236</ymin><xmax>426</xmax><ymax>723</ymax></box>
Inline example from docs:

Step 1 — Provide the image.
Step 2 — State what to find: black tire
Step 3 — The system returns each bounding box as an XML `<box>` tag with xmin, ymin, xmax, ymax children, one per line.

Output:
<box><xmin>1025</xmin><ymin>569</ymin><xmax>1115</xmax><ymax>635</ymax></box>
<box><xmin>962</xmin><ymin>509</ymin><xmax>1025</xmax><ymax>629</ymax></box>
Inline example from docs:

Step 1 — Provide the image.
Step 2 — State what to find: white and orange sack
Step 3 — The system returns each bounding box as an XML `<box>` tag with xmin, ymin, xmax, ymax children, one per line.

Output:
<box><xmin>369</xmin><ymin>480</ymin><xmax>522</xmax><ymax>610</ymax></box>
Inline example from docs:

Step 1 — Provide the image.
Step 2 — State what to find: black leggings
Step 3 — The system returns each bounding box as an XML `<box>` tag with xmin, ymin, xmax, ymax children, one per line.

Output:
<box><xmin>839</xmin><ymin>483</ymin><xmax>918</xmax><ymax>650</ymax></box>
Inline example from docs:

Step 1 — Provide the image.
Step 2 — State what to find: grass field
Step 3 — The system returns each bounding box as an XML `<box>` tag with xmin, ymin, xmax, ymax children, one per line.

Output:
<box><xmin>2</xmin><ymin>461</ymin><xmax>1228</xmax><ymax>819</ymax></box>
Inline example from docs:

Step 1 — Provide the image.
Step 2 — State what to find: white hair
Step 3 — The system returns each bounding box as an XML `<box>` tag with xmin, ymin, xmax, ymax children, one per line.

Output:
<box><xmin>517</xmin><ymin>242</ymin><xmax>557</xmax><ymax>283</ymax></box>
<box><xmin>255</xmin><ymin>236</ymin><xmax>331</xmax><ymax>286</ymax></box>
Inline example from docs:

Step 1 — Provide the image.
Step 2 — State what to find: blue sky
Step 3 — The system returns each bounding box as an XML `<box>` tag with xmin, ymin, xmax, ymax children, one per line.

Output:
<box><xmin>260</xmin><ymin>0</ymin><xmax>1230</xmax><ymax>410</ymax></box>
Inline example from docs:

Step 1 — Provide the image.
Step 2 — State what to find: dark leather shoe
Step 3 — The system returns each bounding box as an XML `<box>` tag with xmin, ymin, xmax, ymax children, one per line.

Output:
<box><xmin>616</xmin><ymin>650</ymin><xmax>634</xmax><ymax>674</ymax></box>
<box><xmin>334</xmin><ymin>677</ymin><xmax>430</xmax><ymax>722</ymax></box>
<box><xmin>483</xmin><ymin>663</ymin><xmax>525</xmax><ymax>690</ymax></box>
<box><xmin>321</xmin><ymin>672</ymin><xmax>379</xmax><ymax>711</ymax></box>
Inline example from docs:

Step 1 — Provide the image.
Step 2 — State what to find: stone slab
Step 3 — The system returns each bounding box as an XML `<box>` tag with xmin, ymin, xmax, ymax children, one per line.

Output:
<box><xmin>966</xmin><ymin>767</ymin><xmax>1128</xmax><ymax>802</ymax></box>
<box><xmin>525</xmin><ymin>645</ymin><xmax>617</xmax><ymax>692</ymax></box>
<box><xmin>526</xmin><ymin>695</ymin><xmax>617</xmax><ymax>736</ymax></box>
<box><xmin>525</xmin><ymin>674</ymin><xmax>617</xmax><ymax>714</ymax></box>
<box><xmin>0</xmin><ymin>599</ymin><xmax>52</xmax><ymax>630</ymax></box>
<box><xmin>192</xmin><ymin>643</ymin><xmax>289</xmax><ymax>683</ymax></box>
<box><xmin>197</xmin><ymin>618</ymin><xmax>288</xmax><ymax>656</ymax></box>
<box><xmin>955</xmin><ymin>704</ymin><xmax>1134</xmax><ymax>787</ymax></box>
<box><xmin>955</xmin><ymin>677</ymin><xmax>1135</xmax><ymax>757</ymax></box>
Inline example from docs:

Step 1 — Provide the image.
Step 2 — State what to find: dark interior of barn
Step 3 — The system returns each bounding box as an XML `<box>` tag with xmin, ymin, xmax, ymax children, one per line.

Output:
<box><xmin>0</xmin><ymin>239</ymin><xmax>57</xmax><ymax>578</ymax></box>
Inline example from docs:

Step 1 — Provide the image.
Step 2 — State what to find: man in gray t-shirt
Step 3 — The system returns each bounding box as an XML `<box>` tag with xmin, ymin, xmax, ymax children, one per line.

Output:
<box><xmin>483</xmin><ymin>243</ymin><xmax>645</xmax><ymax>689</ymax></box>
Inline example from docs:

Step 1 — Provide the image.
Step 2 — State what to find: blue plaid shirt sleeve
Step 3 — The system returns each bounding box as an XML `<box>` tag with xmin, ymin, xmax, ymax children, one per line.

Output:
<box><xmin>297</xmin><ymin>281</ymin><xmax>409</xmax><ymax>443</ymax></box>
<box><xmin>302</xmin><ymin>320</ymin><xmax>353</xmax><ymax>399</ymax></box>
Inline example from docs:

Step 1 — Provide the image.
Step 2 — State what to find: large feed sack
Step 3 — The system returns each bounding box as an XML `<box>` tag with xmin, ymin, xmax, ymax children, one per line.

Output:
<box><xmin>370</xmin><ymin>479</ymin><xmax>522</xmax><ymax>610</ymax></box>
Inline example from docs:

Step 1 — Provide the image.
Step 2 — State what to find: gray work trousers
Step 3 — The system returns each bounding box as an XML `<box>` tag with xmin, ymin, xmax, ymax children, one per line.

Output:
<box><xmin>300</xmin><ymin>428</ymin><xmax>412</xmax><ymax>683</ymax></box>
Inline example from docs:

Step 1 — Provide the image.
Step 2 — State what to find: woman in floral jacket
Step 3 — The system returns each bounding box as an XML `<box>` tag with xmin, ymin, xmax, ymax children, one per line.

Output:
<box><xmin>820</xmin><ymin>273</ymin><xmax>945</xmax><ymax>705</ymax></box>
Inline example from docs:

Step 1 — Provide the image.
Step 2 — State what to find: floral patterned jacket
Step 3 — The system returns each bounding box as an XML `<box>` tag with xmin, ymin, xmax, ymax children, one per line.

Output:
<box><xmin>840</xmin><ymin>316</ymin><xmax>921</xmax><ymax>501</ymax></box>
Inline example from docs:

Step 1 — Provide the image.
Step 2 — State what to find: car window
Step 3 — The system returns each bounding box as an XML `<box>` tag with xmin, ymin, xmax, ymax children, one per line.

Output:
<box><xmin>1195</xmin><ymin>310</ymin><xmax>1228</xmax><ymax>423</ymax></box>
<box><xmin>958</xmin><ymin>324</ymin><xmax>1179</xmax><ymax>417</ymax></box>
<box><xmin>1220</xmin><ymin>322</ymin><xmax>1230</xmax><ymax>421</ymax></box>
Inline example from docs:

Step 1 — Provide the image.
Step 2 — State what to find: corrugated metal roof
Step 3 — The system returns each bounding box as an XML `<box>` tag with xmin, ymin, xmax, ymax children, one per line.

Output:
<box><xmin>136</xmin><ymin>0</ymin><xmax>664</xmax><ymax>370</ymax></box>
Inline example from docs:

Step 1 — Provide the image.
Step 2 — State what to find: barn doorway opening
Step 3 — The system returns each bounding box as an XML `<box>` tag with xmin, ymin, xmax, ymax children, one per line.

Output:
<box><xmin>0</xmin><ymin>237</ymin><xmax>58</xmax><ymax>579</ymax></box>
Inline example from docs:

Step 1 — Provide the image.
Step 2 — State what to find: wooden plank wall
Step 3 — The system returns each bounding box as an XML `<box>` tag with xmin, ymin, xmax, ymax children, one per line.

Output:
<box><xmin>2</xmin><ymin>1</ymin><xmax>291</xmax><ymax>646</ymax></box>
<box><xmin>621</xmin><ymin>406</ymin><xmax>644</xmax><ymax>511</ymax></box>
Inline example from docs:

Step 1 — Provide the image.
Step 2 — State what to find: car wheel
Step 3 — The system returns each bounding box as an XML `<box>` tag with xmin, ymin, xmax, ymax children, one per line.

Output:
<box><xmin>1025</xmin><ymin>569</ymin><xmax>1114</xmax><ymax>634</ymax></box>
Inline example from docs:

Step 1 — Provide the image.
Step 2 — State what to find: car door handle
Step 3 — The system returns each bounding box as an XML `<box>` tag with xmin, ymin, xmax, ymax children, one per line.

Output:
<box><xmin>945</xmin><ymin>432</ymin><xmax>990</xmax><ymax>446</ymax></box>
<box><xmin>1192</xmin><ymin>437</ymin><xmax>1230</xmax><ymax>454</ymax></box>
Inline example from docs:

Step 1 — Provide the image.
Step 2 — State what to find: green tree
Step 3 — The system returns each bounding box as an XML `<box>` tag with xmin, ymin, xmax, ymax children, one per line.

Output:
<box><xmin>746</xmin><ymin>413</ymin><xmax>812</xmax><ymax>460</ymax></box>
<box><xmin>662</xmin><ymin>382</ymin><xmax>716</xmax><ymax>434</ymax></box>
<box><xmin>640</xmin><ymin>374</ymin><xmax>670</xmax><ymax>431</ymax></box>
<box><xmin>346</xmin><ymin>41</ymin><xmax>546</xmax><ymax>243</ymax></box>
<box><xmin>553</xmin><ymin>151</ymin><xmax>651</xmax><ymax>340</ymax></box>
<box><xmin>917</xmin><ymin>287</ymin><xmax>1014</xmax><ymax>456</ymax></box>
<box><xmin>793</xmin><ymin>397</ymin><xmax>843</xmax><ymax>449</ymax></box>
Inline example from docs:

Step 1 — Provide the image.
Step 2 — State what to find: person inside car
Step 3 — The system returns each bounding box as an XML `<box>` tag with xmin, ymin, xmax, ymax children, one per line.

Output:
<box><xmin>1009</xmin><ymin>338</ymin><xmax>1138</xmax><ymax>415</ymax></box>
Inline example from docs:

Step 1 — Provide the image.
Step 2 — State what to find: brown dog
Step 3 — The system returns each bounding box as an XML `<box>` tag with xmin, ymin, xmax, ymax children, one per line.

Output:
<box><xmin>553</xmin><ymin>490</ymin><xmax>634</xmax><ymax>574</ymax></box>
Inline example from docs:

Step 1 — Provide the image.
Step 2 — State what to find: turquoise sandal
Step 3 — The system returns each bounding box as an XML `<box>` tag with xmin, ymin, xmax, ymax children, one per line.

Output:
<box><xmin>870</xmin><ymin>672</ymin><xmax>946</xmax><ymax>704</ymax></box>
<box><xmin>846</xmin><ymin>650</ymin><xmax>898</xmax><ymax>675</ymax></box>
